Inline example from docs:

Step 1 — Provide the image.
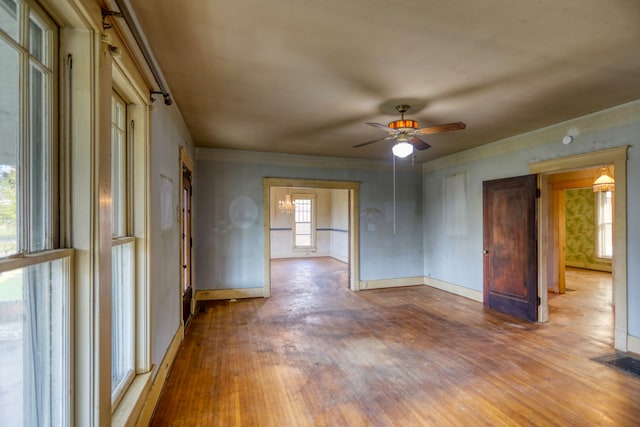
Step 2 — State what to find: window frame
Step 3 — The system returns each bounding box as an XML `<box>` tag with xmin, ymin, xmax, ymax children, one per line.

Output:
<box><xmin>110</xmin><ymin>90</ymin><xmax>137</xmax><ymax>408</ymax></box>
<box><xmin>595</xmin><ymin>190</ymin><xmax>613</xmax><ymax>260</ymax></box>
<box><xmin>111</xmin><ymin>91</ymin><xmax>131</xmax><ymax>239</ymax></box>
<box><xmin>292</xmin><ymin>194</ymin><xmax>316</xmax><ymax>250</ymax></box>
<box><xmin>0</xmin><ymin>0</ymin><xmax>58</xmax><ymax>256</ymax></box>
<box><xmin>0</xmin><ymin>249</ymin><xmax>73</xmax><ymax>427</ymax></box>
<box><xmin>109</xmin><ymin>61</ymin><xmax>152</xmax><ymax>420</ymax></box>
<box><xmin>0</xmin><ymin>1</ymin><xmax>67</xmax><ymax>425</ymax></box>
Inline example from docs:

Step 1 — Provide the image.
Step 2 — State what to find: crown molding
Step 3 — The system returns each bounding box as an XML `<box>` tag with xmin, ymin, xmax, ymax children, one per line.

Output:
<box><xmin>196</xmin><ymin>148</ymin><xmax>422</xmax><ymax>173</ymax></box>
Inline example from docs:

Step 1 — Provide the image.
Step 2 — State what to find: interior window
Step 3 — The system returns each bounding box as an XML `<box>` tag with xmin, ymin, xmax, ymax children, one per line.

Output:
<box><xmin>596</xmin><ymin>190</ymin><xmax>613</xmax><ymax>259</ymax></box>
<box><xmin>293</xmin><ymin>196</ymin><xmax>314</xmax><ymax>248</ymax></box>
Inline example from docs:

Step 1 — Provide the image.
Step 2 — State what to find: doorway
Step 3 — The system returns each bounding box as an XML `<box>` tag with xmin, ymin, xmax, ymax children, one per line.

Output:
<box><xmin>548</xmin><ymin>167</ymin><xmax>614</xmax><ymax>292</ymax></box>
<box><xmin>180</xmin><ymin>148</ymin><xmax>194</xmax><ymax>327</ymax></box>
<box><xmin>263</xmin><ymin>178</ymin><xmax>360</xmax><ymax>297</ymax></box>
<box><xmin>530</xmin><ymin>146</ymin><xmax>628</xmax><ymax>351</ymax></box>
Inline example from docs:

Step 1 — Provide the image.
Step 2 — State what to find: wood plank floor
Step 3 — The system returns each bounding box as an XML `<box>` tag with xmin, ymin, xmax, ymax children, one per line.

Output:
<box><xmin>150</xmin><ymin>258</ymin><xmax>640</xmax><ymax>426</ymax></box>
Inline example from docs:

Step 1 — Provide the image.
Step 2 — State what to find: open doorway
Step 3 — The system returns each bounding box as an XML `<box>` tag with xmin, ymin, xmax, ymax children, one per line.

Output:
<box><xmin>263</xmin><ymin>178</ymin><xmax>360</xmax><ymax>297</ymax></box>
<box><xmin>530</xmin><ymin>146</ymin><xmax>628</xmax><ymax>351</ymax></box>
<box><xmin>545</xmin><ymin>167</ymin><xmax>614</xmax><ymax>336</ymax></box>
<box><xmin>547</xmin><ymin>167</ymin><xmax>614</xmax><ymax>292</ymax></box>
<box><xmin>180</xmin><ymin>148</ymin><xmax>194</xmax><ymax>327</ymax></box>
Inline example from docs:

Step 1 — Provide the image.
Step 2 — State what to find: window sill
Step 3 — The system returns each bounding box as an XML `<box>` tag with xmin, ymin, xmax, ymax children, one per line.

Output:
<box><xmin>111</xmin><ymin>372</ymin><xmax>153</xmax><ymax>427</ymax></box>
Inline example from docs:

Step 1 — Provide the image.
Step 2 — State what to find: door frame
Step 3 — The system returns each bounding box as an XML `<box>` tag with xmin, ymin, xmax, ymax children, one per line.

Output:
<box><xmin>263</xmin><ymin>178</ymin><xmax>360</xmax><ymax>296</ymax></box>
<box><xmin>529</xmin><ymin>146</ymin><xmax>628</xmax><ymax>350</ymax></box>
<box><xmin>180</xmin><ymin>147</ymin><xmax>195</xmax><ymax>326</ymax></box>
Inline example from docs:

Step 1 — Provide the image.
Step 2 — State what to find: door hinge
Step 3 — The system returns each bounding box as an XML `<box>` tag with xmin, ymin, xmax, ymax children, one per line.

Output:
<box><xmin>537</xmin><ymin>296</ymin><xmax>541</xmax><ymax>306</ymax></box>
<box><xmin>536</xmin><ymin>188</ymin><xmax>541</xmax><ymax>198</ymax></box>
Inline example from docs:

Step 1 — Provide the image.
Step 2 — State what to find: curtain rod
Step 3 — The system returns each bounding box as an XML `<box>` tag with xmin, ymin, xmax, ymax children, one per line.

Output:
<box><xmin>106</xmin><ymin>1</ymin><xmax>173</xmax><ymax>105</ymax></box>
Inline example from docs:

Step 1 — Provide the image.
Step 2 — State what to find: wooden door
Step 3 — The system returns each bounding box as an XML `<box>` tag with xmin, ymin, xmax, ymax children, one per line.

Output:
<box><xmin>181</xmin><ymin>168</ymin><xmax>193</xmax><ymax>326</ymax></box>
<box><xmin>483</xmin><ymin>174</ymin><xmax>538</xmax><ymax>321</ymax></box>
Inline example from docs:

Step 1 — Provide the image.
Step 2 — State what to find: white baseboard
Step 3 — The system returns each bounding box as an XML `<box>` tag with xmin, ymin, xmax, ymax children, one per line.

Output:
<box><xmin>329</xmin><ymin>253</ymin><xmax>349</xmax><ymax>263</ymax></box>
<box><xmin>566</xmin><ymin>262</ymin><xmax>612</xmax><ymax>272</ymax></box>
<box><xmin>360</xmin><ymin>276</ymin><xmax>424</xmax><ymax>290</ymax></box>
<box><xmin>423</xmin><ymin>276</ymin><xmax>483</xmax><ymax>302</ymax></box>
<box><xmin>270</xmin><ymin>252</ymin><xmax>328</xmax><ymax>259</ymax></box>
<box><xmin>626</xmin><ymin>333</ymin><xmax>640</xmax><ymax>354</ymax></box>
<box><xmin>195</xmin><ymin>287</ymin><xmax>264</xmax><ymax>301</ymax></box>
<box><xmin>135</xmin><ymin>325</ymin><xmax>183</xmax><ymax>426</ymax></box>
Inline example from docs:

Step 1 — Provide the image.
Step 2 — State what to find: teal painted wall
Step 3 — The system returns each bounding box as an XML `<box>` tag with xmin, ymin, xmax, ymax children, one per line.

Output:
<box><xmin>422</xmin><ymin>99</ymin><xmax>640</xmax><ymax>336</ymax></box>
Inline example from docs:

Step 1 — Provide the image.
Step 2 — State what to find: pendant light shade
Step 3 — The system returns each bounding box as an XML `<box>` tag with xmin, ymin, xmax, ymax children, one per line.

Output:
<box><xmin>392</xmin><ymin>141</ymin><xmax>413</xmax><ymax>158</ymax></box>
<box><xmin>593</xmin><ymin>166</ymin><xmax>615</xmax><ymax>192</ymax></box>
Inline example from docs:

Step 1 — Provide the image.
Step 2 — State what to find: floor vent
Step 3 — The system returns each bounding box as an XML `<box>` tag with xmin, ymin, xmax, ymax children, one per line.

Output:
<box><xmin>593</xmin><ymin>353</ymin><xmax>640</xmax><ymax>378</ymax></box>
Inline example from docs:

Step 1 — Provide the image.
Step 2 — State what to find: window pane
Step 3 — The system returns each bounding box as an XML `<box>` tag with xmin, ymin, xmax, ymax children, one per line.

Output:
<box><xmin>297</xmin><ymin>223</ymin><xmax>310</xmax><ymax>234</ymax></box>
<box><xmin>0</xmin><ymin>39</ymin><xmax>19</xmax><ymax>256</ymax></box>
<box><xmin>294</xmin><ymin>198</ymin><xmax>313</xmax><ymax>248</ymax></box>
<box><xmin>0</xmin><ymin>257</ymin><xmax>70</xmax><ymax>426</ymax></box>
<box><xmin>111</xmin><ymin>95</ymin><xmax>127</xmax><ymax>238</ymax></box>
<box><xmin>596</xmin><ymin>191</ymin><xmax>613</xmax><ymax>259</ymax></box>
<box><xmin>296</xmin><ymin>235</ymin><xmax>311</xmax><ymax>247</ymax></box>
<box><xmin>0</xmin><ymin>0</ymin><xmax>19</xmax><ymax>42</ymax></box>
<box><xmin>111</xmin><ymin>242</ymin><xmax>134</xmax><ymax>400</ymax></box>
<box><xmin>29</xmin><ymin>16</ymin><xmax>46</xmax><ymax>64</ymax></box>
<box><xmin>29</xmin><ymin>63</ymin><xmax>49</xmax><ymax>251</ymax></box>
<box><xmin>603</xmin><ymin>191</ymin><xmax>612</xmax><ymax>223</ymax></box>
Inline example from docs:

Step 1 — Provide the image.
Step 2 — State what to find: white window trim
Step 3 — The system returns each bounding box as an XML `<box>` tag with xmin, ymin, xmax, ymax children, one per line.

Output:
<box><xmin>595</xmin><ymin>190</ymin><xmax>613</xmax><ymax>260</ymax></box>
<box><xmin>0</xmin><ymin>0</ymin><xmax>59</xmax><ymax>256</ymax></box>
<box><xmin>109</xmin><ymin>60</ymin><xmax>151</xmax><ymax>422</ymax></box>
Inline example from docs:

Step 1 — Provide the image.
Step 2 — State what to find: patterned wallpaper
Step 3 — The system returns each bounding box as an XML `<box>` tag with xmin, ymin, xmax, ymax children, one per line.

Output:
<box><xmin>564</xmin><ymin>188</ymin><xmax>611</xmax><ymax>271</ymax></box>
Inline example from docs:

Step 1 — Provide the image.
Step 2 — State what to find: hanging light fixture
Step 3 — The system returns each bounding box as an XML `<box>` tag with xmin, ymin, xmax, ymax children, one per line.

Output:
<box><xmin>392</xmin><ymin>134</ymin><xmax>413</xmax><ymax>158</ymax></box>
<box><xmin>278</xmin><ymin>194</ymin><xmax>296</xmax><ymax>215</ymax></box>
<box><xmin>593</xmin><ymin>166</ymin><xmax>615</xmax><ymax>193</ymax></box>
<box><xmin>392</xmin><ymin>142</ymin><xmax>413</xmax><ymax>158</ymax></box>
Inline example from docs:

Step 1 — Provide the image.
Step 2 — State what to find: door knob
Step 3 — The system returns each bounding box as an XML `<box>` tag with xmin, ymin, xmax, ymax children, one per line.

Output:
<box><xmin>483</xmin><ymin>249</ymin><xmax>489</xmax><ymax>255</ymax></box>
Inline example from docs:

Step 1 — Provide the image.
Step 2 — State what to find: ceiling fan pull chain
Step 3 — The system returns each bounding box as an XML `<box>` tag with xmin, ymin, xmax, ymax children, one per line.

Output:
<box><xmin>393</xmin><ymin>154</ymin><xmax>397</xmax><ymax>235</ymax></box>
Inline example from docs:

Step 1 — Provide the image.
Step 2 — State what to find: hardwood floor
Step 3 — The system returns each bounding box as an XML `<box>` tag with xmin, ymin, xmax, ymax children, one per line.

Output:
<box><xmin>150</xmin><ymin>258</ymin><xmax>640</xmax><ymax>426</ymax></box>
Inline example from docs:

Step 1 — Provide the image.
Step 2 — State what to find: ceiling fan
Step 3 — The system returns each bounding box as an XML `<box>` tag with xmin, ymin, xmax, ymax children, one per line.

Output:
<box><xmin>353</xmin><ymin>104</ymin><xmax>466</xmax><ymax>157</ymax></box>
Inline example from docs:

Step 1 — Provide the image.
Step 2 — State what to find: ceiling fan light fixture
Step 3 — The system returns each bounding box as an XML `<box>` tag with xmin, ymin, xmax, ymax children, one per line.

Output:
<box><xmin>388</xmin><ymin>119</ymin><xmax>418</xmax><ymax>130</ymax></box>
<box><xmin>392</xmin><ymin>141</ymin><xmax>413</xmax><ymax>158</ymax></box>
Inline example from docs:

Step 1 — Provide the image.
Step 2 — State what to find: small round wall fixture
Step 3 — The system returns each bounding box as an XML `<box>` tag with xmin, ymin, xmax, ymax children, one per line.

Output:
<box><xmin>562</xmin><ymin>135</ymin><xmax>574</xmax><ymax>145</ymax></box>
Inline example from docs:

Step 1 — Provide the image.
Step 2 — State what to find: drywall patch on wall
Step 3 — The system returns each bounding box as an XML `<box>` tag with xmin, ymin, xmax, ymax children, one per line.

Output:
<box><xmin>160</xmin><ymin>174</ymin><xmax>173</xmax><ymax>230</ymax></box>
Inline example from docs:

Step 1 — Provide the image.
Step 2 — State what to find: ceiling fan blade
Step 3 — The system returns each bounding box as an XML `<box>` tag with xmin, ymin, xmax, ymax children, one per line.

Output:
<box><xmin>352</xmin><ymin>135</ymin><xmax>395</xmax><ymax>148</ymax></box>
<box><xmin>408</xmin><ymin>136</ymin><xmax>431</xmax><ymax>151</ymax></box>
<box><xmin>366</xmin><ymin>122</ymin><xmax>397</xmax><ymax>133</ymax></box>
<box><xmin>415</xmin><ymin>121</ymin><xmax>466</xmax><ymax>135</ymax></box>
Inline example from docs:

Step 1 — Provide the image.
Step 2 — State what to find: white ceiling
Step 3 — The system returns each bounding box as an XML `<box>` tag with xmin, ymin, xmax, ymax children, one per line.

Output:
<box><xmin>128</xmin><ymin>0</ymin><xmax>640</xmax><ymax>162</ymax></box>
